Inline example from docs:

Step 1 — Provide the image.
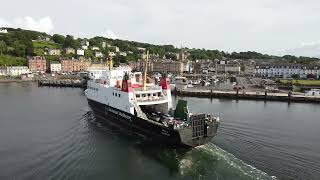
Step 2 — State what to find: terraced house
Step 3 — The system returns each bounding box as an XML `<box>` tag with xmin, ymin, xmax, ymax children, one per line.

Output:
<box><xmin>255</xmin><ymin>64</ymin><xmax>320</xmax><ymax>78</ymax></box>
<box><xmin>28</xmin><ymin>56</ymin><xmax>46</xmax><ymax>73</ymax></box>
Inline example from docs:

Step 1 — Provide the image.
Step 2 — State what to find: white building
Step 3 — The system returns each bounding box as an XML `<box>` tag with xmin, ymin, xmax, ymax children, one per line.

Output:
<box><xmin>95</xmin><ymin>51</ymin><xmax>104</xmax><ymax>58</ymax></box>
<box><xmin>0</xmin><ymin>29</ymin><xmax>8</xmax><ymax>33</ymax></box>
<box><xmin>65</xmin><ymin>48</ymin><xmax>75</xmax><ymax>54</ymax></box>
<box><xmin>91</xmin><ymin>46</ymin><xmax>100</xmax><ymax>51</ymax></box>
<box><xmin>137</xmin><ymin>47</ymin><xmax>146</xmax><ymax>51</ymax></box>
<box><xmin>77</xmin><ymin>49</ymin><xmax>85</xmax><ymax>56</ymax></box>
<box><xmin>255</xmin><ymin>65</ymin><xmax>320</xmax><ymax>78</ymax></box>
<box><xmin>102</xmin><ymin>42</ymin><xmax>107</xmax><ymax>48</ymax></box>
<box><xmin>81</xmin><ymin>45</ymin><xmax>88</xmax><ymax>50</ymax></box>
<box><xmin>118</xmin><ymin>52</ymin><xmax>127</xmax><ymax>56</ymax></box>
<box><xmin>0</xmin><ymin>67</ymin><xmax>7</xmax><ymax>75</ymax></box>
<box><xmin>6</xmin><ymin>66</ymin><xmax>30</xmax><ymax>76</ymax></box>
<box><xmin>50</xmin><ymin>62</ymin><xmax>61</xmax><ymax>73</ymax></box>
<box><xmin>47</xmin><ymin>49</ymin><xmax>61</xmax><ymax>56</ymax></box>
<box><xmin>108</xmin><ymin>52</ymin><xmax>116</xmax><ymax>57</ymax></box>
<box><xmin>215</xmin><ymin>64</ymin><xmax>241</xmax><ymax>74</ymax></box>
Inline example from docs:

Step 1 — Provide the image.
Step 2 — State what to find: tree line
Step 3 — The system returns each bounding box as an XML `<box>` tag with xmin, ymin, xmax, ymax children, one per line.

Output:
<box><xmin>0</xmin><ymin>27</ymin><xmax>319</xmax><ymax>66</ymax></box>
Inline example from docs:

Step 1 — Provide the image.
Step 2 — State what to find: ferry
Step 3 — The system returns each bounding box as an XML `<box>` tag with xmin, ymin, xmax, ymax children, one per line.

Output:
<box><xmin>85</xmin><ymin>55</ymin><xmax>220</xmax><ymax>147</ymax></box>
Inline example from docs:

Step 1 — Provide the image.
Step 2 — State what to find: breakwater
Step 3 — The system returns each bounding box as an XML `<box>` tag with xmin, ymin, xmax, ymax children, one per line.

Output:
<box><xmin>38</xmin><ymin>79</ymin><xmax>86</xmax><ymax>88</ymax></box>
<box><xmin>172</xmin><ymin>89</ymin><xmax>320</xmax><ymax>104</ymax></box>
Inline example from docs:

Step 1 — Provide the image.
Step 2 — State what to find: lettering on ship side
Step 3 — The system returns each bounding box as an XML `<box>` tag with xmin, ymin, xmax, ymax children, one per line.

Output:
<box><xmin>106</xmin><ymin>107</ymin><xmax>132</xmax><ymax>122</ymax></box>
<box><xmin>161</xmin><ymin>129</ymin><xmax>170</xmax><ymax>136</ymax></box>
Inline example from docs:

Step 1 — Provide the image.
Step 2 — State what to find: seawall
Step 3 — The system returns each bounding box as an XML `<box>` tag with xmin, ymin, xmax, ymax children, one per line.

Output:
<box><xmin>172</xmin><ymin>89</ymin><xmax>320</xmax><ymax>104</ymax></box>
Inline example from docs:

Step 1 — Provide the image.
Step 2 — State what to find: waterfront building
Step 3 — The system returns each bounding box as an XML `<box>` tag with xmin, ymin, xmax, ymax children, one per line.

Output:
<box><xmin>88</xmin><ymin>62</ymin><xmax>109</xmax><ymax>70</ymax></box>
<box><xmin>28</xmin><ymin>56</ymin><xmax>46</xmax><ymax>73</ymax></box>
<box><xmin>255</xmin><ymin>64</ymin><xmax>320</xmax><ymax>78</ymax></box>
<box><xmin>6</xmin><ymin>66</ymin><xmax>30</xmax><ymax>76</ymax></box>
<box><xmin>61</xmin><ymin>59</ymin><xmax>91</xmax><ymax>73</ymax></box>
<box><xmin>215</xmin><ymin>64</ymin><xmax>241</xmax><ymax>74</ymax></box>
<box><xmin>50</xmin><ymin>61</ymin><xmax>62</xmax><ymax>73</ymax></box>
<box><xmin>0</xmin><ymin>67</ymin><xmax>7</xmax><ymax>75</ymax></box>
<box><xmin>244</xmin><ymin>65</ymin><xmax>255</xmax><ymax>75</ymax></box>
<box><xmin>152</xmin><ymin>60</ymin><xmax>189</xmax><ymax>74</ymax></box>
<box><xmin>127</xmin><ymin>61</ymin><xmax>139</xmax><ymax>71</ymax></box>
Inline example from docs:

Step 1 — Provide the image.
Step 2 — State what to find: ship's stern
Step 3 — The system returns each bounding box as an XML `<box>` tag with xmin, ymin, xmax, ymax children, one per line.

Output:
<box><xmin>178</xmin><ymin>114</ymin><xmax>220</xmax><ymax>147</ymax></box>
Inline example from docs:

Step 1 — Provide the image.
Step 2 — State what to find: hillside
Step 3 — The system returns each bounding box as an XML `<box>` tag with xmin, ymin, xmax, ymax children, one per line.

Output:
<box><xmin>0</xmin><ymin>27</ymin><xmax>320</xmax><ymax>66</ymax></box>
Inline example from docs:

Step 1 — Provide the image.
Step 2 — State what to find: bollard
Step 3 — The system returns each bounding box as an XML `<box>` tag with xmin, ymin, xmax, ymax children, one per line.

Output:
<box><xmin>264</xmin><ymin>90</ymin><xmax>267</xmax><ymax>100</ymax></box>
<box><xmin>288</xmin><ymin>91</ymin><xmax>292</xmax><ymax>103</ymax></box>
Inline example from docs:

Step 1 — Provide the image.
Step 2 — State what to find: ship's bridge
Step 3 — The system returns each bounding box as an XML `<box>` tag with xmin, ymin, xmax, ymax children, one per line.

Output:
<box><xmin>133</xmin><ymin>86</ymin><xmax>169</xmax><ymax>105</ymax></box>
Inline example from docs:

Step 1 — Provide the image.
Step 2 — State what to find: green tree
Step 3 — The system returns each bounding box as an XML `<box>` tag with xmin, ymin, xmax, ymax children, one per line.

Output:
<box><xmin>63</xmin><ymin>35</ymin><xmax>76</xmax><ymax>48</ymax></box>
<box><xmin>52</xmin><ymin>34</ymin><xmax>65</xmax><ymax>45</ymax></box>
<box><xmin>12</xmin><ymin>41</ymin><xmax>26</xmax><ymax>57</ymax></box>
<box><xmin>0</xmin><ymin>41</ymin><xmax>7</xmax><ymax>55</ymax></box>
<box><xmin>291</xmin><ymin>74</ymin><xmax>300</xmax><ymax>79</ymax></box>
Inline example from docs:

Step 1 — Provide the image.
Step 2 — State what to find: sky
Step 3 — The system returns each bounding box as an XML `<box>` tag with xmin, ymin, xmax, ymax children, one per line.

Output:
<box><xmin>1</xmin><ymin>0</ymin><xmax>320</xmax><ymax>57</ymax></box>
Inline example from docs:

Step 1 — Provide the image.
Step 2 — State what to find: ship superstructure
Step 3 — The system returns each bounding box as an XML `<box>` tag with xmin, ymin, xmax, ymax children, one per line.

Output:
<box><xmin>85</xmin><ymin>56</ymin><xmax>219</xmax><ymax>147</ymax></box>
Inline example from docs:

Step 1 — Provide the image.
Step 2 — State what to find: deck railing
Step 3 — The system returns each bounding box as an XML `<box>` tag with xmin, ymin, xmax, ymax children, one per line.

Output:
<box><xmin>135</xmin><ymin>96</ymin><xmax>166</xmax><ymax>102</ymax></box>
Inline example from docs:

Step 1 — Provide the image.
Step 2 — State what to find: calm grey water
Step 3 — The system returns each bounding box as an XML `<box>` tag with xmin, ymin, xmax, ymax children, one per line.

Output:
<box><xmin>0</xmin><ymin>83</ymin><xmax>319</xmax><ymax>180</ymax></box>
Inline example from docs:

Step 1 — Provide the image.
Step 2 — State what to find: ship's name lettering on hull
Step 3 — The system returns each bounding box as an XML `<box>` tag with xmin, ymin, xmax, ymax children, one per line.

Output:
<box><xmin>108</xmin><ymin>108</ymin><xmax>131</xmax><ymax>120</ymax></box>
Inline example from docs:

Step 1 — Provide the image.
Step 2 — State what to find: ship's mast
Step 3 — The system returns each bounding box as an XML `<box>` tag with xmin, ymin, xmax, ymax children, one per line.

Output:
<box><xmin>109</xmin><ymin>58</ymin><xmax>113</xmax><ymax>70</ymax></box>
<box><xmin>143</xmin><ymin>50</ymin><xmax>149</xmax><ymax>90</ymax></box>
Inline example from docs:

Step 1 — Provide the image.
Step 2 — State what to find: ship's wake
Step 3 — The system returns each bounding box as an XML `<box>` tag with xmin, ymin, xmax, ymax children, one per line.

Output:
<box><xmin>178</xmin><ymin>143</ymin><xmax>276</xmax><ymax>180</ymax></box>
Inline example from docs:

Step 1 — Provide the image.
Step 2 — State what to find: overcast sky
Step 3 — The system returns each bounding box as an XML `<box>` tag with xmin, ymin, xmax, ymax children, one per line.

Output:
<box><xmin>1</xmin><ymin>0</ymin><xmax>320</xmax><ymax>57</ymax></box>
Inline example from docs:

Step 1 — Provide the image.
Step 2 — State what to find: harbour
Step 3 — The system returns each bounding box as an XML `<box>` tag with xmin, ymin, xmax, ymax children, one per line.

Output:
<box><xmin>172</xmin><ymin>88</ymin><xmax>320</xmax><ymax>104</ymax></box>
<box><xmin>1</xmin><ymin>82</ymin><xmax>319</xmax><ymax>180</ymax></box>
